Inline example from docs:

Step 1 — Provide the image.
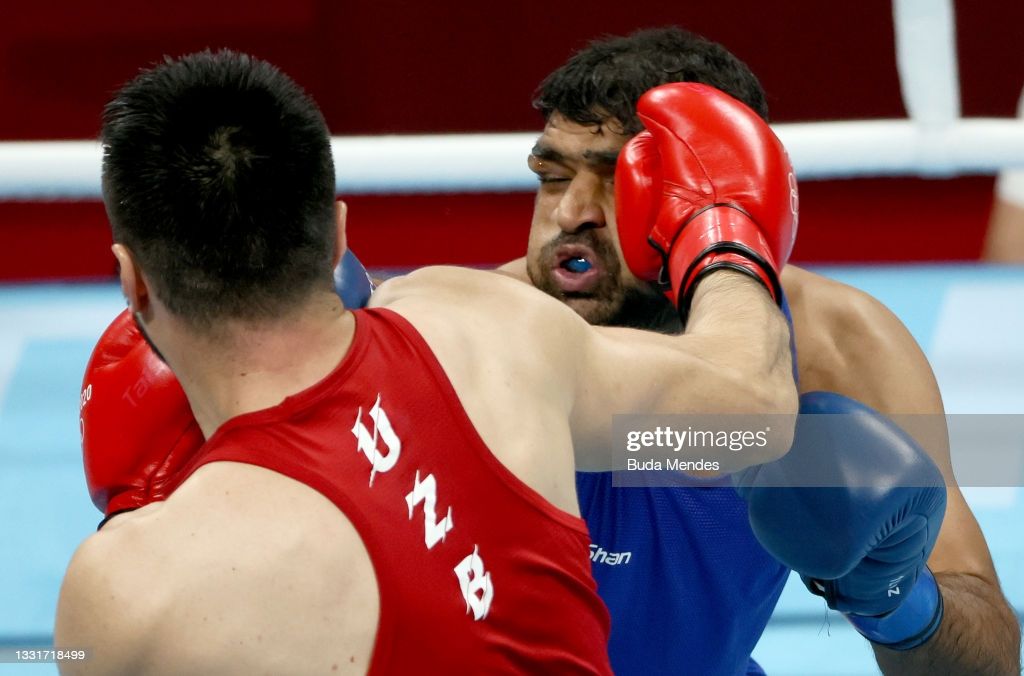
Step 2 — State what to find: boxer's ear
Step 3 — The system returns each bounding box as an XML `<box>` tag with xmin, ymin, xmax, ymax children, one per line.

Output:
<box><xmin>112</xmin><ymin>244</ymin><xmax>150</xmax><ymax>315</ymax></box>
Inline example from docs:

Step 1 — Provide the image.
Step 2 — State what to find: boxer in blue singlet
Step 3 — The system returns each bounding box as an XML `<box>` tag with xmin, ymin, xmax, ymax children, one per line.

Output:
<box><xmin>497</xmin><ymin>26</ymin><xmax>1018</xmax><ymax>676</ymax></box>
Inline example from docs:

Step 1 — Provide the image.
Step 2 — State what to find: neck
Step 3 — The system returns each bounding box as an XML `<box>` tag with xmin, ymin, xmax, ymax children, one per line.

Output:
<box><xmin>162</xmin><ymin>291</ymin><xmax>356</xmax><ymax>438</ymax></box>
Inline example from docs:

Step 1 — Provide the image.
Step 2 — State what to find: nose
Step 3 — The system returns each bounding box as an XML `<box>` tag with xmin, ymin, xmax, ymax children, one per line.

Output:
<box><xmin>555</xmin><ymin>176</ymin><xmax>608</xmax><ymax>234</ymax></box>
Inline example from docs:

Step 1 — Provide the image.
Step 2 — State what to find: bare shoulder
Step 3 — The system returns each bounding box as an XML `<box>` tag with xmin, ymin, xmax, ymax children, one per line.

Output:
<box><xmin>783</xmin><ymin>265</ymin><xmax>904</xmax><ymax>339</ymax></box>
<box><xmin>371</xmin><ymin>264</ymin><xmax>587</xmax><ymax>338</ymax></box>
<box><xmin>373</xmin><ymin>264</ymin><xmax>534</xmax><ymax>302</ymax></box>
<box><xmin>59</xmin><ymin>465</ymin><xmax>378</xmax><ymax>674</ymax></box>
<box><xmin>493</xmin><ymin>257</ymin><xmax>530</xmax><ymax>282</ymax></box>
<box><xmin>366</xmin><ymin>265</ymin><xmax>594</xmax><ymax>500</ymax></box>
<box><xmin>55</xmin><ymin>512</ymin><xmax>163</xmax><ymax>674</ymax></box>
<box><xmin>782</xmin><ymin>265</ymin><xmax>942</xmax><ymax>413</ymax></box>
<box><xmin>368</xmin><ymin>264</ymin><xmax>593</xmax><ymax>406</ymax></box>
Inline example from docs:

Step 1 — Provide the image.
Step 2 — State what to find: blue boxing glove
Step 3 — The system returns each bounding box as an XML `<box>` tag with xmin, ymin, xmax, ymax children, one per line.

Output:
<box><xmin>333</xmin><ymin>248</ymin><xmax>374</xmax><ymax>309</ymax></box>
<box><xmin>735</xmin><ymin>391</ymin><xmax>947</xmax><ymax>650</ymax></box>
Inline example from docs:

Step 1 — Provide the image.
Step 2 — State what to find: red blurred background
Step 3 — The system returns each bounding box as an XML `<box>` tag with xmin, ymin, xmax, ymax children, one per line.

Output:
<box><xmin>1</xmin><ymin>1</ymin><xmax>1022</xmax><ymax>280</ymax></box>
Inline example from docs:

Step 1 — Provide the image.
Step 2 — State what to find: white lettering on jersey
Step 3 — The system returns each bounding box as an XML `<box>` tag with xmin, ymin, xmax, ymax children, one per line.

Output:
<box><xmin>454</xmin><ymin>545</ymin><xmax>494</xmax><ymax>621</ymax></box>
<box><xmin>589</xmin><ymin>543</ymin><xmax>632</xmax><ymax>565</ymax></box>
<box><xmin>351</xmin><ymin>393</ymin><xmax>401</xmax><ymax>485</ymax></box>
<box><xmin>349</xmin><ymin>393</ymin><xmax>496</xmax><ymax>621</ymax></box>
<box><xmin>406</xmin><ymin>470</ymin><xmax>454</xmax><ymax>549</ymax></box>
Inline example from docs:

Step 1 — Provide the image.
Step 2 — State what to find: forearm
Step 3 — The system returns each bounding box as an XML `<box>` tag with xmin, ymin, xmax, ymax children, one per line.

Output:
<box><xmin>873</xmin><ymin>571</ymin><xmax>1021</xmax><ymax>675</ymax></box>
<box><xmin>687</xmin><ymin>271</ymin><xmax>793</xmax><ymax>389</ymax></box>
<box><xmin>680</xmin><ymin>271</ymin><xmax>796</xmax><ymax>465</ymax></box>
<box><xmin>575</xmin><ymin>271</ymin><xmax>797</xmax><ymax>470</ymax></box>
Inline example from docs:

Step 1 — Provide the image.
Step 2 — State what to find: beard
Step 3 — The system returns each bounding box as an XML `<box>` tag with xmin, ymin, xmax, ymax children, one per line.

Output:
<box><xmin>528</xmin><ymin>230</ymin><xmax>680</xmax><ymax>332</ymax></box>
<box><xmin>606</xmin><ymin>284</ymin><xmax>680</xmax><ymax>332</ymax></box>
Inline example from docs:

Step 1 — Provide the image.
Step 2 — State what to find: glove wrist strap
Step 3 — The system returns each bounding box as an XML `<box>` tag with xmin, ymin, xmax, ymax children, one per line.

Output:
<box><xmin>663</xmin><ymin>206</ymin><xmax>780</xmax><ymax>323</ymax></box>
<box><xmin>845</xmin><ymin>567</ymin><xmax>944</xmax><ymax>651</ymax></box>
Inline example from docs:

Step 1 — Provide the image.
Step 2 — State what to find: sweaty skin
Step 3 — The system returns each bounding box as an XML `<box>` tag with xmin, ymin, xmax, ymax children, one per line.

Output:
<box><xmin>504</xmin><ymin>113</ymin><xmax>1020</xmax><ymax>675</ymax></box>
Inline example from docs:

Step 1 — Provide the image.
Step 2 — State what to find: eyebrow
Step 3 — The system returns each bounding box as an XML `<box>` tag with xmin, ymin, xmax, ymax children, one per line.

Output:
<box><xmin>530</xmin><ymin>142</ymin><xmax>620</xmax><ymax>168</ymax></box>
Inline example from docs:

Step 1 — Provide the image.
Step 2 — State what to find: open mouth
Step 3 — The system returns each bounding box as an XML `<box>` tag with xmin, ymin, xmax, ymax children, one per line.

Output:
<box><xmin>551</xmin><ymin>244</ymin><xmax>602</xmax><ymax>294</ymax></box>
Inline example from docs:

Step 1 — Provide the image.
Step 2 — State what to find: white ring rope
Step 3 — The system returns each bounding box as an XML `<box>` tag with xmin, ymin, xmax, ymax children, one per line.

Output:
<box><xmin>1</xmin><ymin>119</ymin><xmax>1023</xmax><ymax>199</ymax></box>
<box><xmin>1</xmin><ymin>0</ymin><xmax>1021</xmax><ymax>200</ymax></box>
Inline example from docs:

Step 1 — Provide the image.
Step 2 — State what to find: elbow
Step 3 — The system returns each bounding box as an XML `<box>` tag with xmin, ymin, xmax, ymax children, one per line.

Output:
<box><xmin>760</xmin><ymin>334</ymin><xmax>800</xmax><ymax>463</ymax></box>
<box><xmin>720</xmin><ymin>376</ymin><xmax>798</xmax><ymax>470</ymax></box>
<box><xmin>754</xmin><ymin>383</ymin><xmax>798</xmax><ymax>466</ymax></box>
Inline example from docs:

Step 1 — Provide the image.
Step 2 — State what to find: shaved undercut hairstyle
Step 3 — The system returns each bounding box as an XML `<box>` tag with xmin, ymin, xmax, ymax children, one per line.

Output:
<box><xmin>534</xmin><ymin>26</ymin><xmax>769</xmax><ymax>133</ymax></box>
<box><xmin>101</xmin><ymin>49</ymin><xmax>337</xmax><ymax>329</ymax></box>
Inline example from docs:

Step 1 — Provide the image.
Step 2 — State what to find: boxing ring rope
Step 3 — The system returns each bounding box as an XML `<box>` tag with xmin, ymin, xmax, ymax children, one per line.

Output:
<box><xmin>0</xmin><ymin>0</ymin><xmax>1022</xmax><ymax>199</ymax></box>
<box><xmin>2</xmin><ymin>117</ymin><xmax>1024</xmax><ymax>200</ymax></box>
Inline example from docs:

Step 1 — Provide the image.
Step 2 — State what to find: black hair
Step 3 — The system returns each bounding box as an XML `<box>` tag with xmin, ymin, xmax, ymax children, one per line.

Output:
<box><xmin>534</xmin><ymin>26</ymin><xmax>769</xmax><ymax>134</ymax></box>
<box><xmin>101</xmin><ymin>49</ymin><xmax>337</xmax><ymax>328</ymax></box>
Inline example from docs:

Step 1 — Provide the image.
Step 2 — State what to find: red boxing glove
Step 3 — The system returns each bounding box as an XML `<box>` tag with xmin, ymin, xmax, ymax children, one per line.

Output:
<box><xmin>80</xmin><ymin>309</ymin><xmax>204</xmax><ymax>520</ymax></box>
<box><xmin>615</xmin><ymin>83</ymin><xmax>799</xmax><ymax>316</ymax></box>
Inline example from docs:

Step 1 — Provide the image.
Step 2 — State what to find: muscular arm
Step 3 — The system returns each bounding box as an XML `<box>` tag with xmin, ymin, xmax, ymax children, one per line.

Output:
<box><xmin>498</xmin><ymin>259</ymin><xmax>796</xmax><ymax>448</ymax></box>
<box><xmin>376</xmin><ymin>266</ymin><xmax>795</xmax><ymax>473</ymax></box>
<box><xmin>785</xmin><ymin>266</ymin><xmax>1020</xmax><ymax>674</ymax></box>
<box><xmin>572</xmin><ymin>271</ymin><xmax>797</xmax><ymax>470</ymax></box>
